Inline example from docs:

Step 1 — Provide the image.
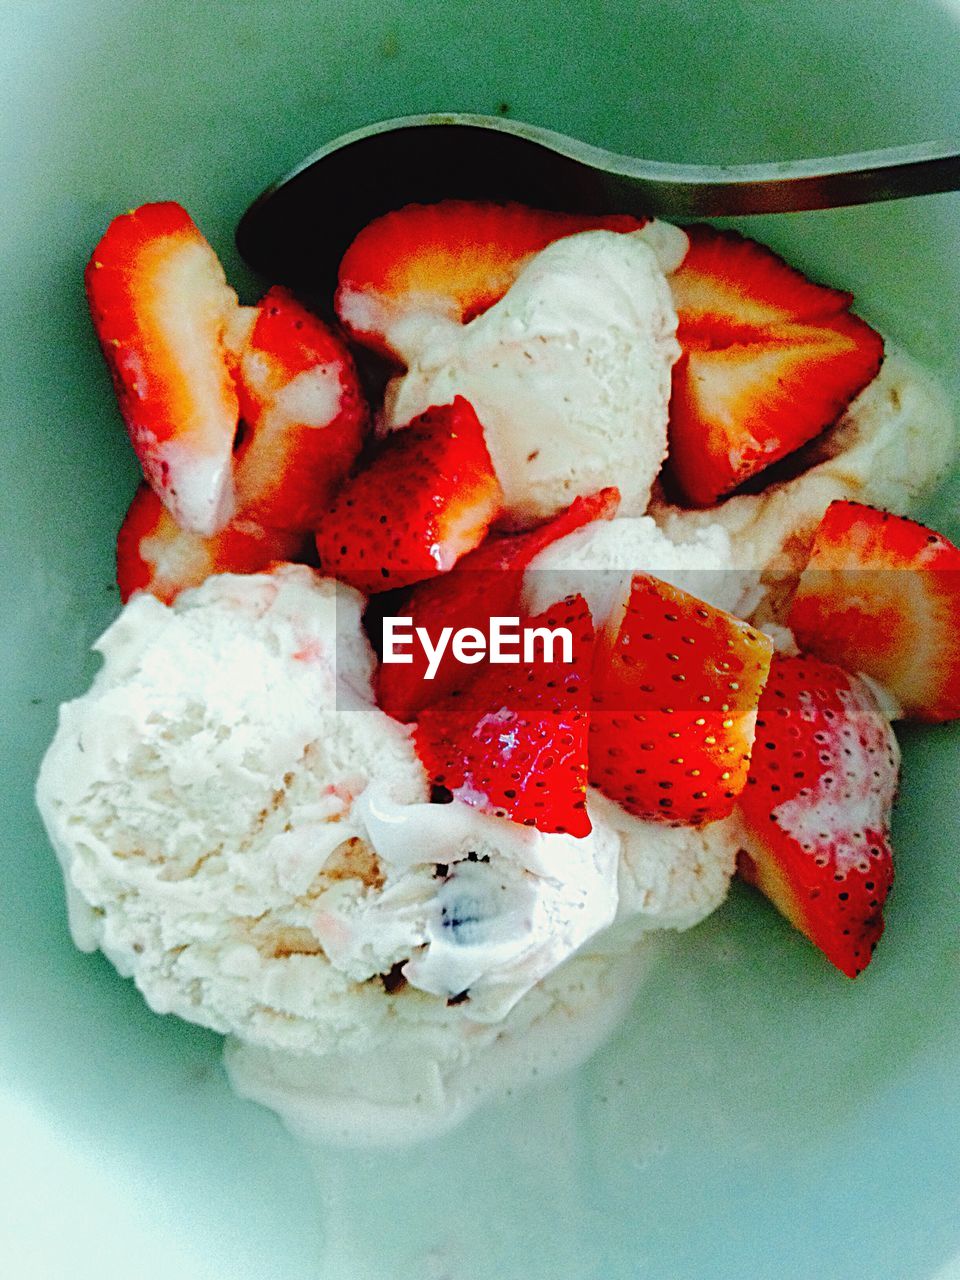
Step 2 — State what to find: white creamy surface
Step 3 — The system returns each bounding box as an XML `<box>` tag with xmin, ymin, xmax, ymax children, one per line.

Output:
<box><xmin>37</xmin><ymin>566</ymin><xmax>628</xmax><ymax>1041</ymax></box>
<box><xmin>225</xmin><ymin>944</ymin><xmax>652</xmax><ymax>1147</ymax></box>
<box><xmin>523</xmin><ymin>511</ymin><xmax>763</xmax><ymax>626</ymax></box>
<box><xmin>383</xmin><ymin>227</ymin><xmax>686</xmax><ymax>526</ymax></box>
<box><xmin>36</xmin><ymin>563</ymin><xmax>743</xmax><ymax>1143</ymax></box>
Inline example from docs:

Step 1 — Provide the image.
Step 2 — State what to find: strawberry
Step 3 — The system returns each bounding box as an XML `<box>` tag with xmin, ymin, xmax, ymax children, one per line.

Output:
<box><xmin>671</xmin><ymin>224</ymin><xmax>856</xmax><ymax>332</ymax></box>
<box><xmin>414</xmin><ymin>595</ymin><xmax>595</xmax><ymax>836</ymax></box>
<box><xmin>116</xmin><ymin>483</ymin><xmax>303</xmax><ymax>605</ymax></box>
<box><xmin>377</xmin><ymin>487</ymin><xmax>620</xmax><ymax>722</ymax></box>
<box><xmin>86</xmin><ymin>202</ymin><xmax>241</xmax><ymax>536</ymax></box>
<box><xmin>590</xmin><ymin>574</ymin><xmax>773</xmax><ymax>824</ymax></box>
<box><xmin>335</xmin><ymin>200</ymin><xmax>644</xmax><ymax>360</ymax></box>
<box><xmin>788</xmin><ymin>501</ymin><xmax>960</xmax><ymax>722</ymax></box>
<box><xmin>667</xmin><ymin>226</ymin><xmax>884</xmax><ymax>507</ymax></box>
<box><xmin>315</xmin><ymin>397</ymin><xmax>502</xmax><ymax>593</ymax></box>
<box><xmin>233</xmin><ymin>286</ymin><xmax>368</xmax><ymax>531</ymax></box>
<box><xmin>737</xmin><ymin>653</ymin><xmax>899</xmax><ymax>978</ymax></box>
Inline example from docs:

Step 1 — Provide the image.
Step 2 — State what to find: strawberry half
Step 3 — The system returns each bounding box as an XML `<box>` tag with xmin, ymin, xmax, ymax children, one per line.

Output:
<box><xmin>116</xmin><ymin>483</ymin><xmax>303</xmax><ymax>605</ymax></box>
<box><xmin>233</xmin><ymin>286</ymin><xmax>367</xmax><ymax>531</ymax></box>
<box><xmin>315</xmin><ymin>397</ymin><xmax>502</xmax><ymax>593</ymax></box>
<box><xmin>377</xmin><ymin>487</ymin><xmax>620</xmax><ymax>722</ymax></box>
<box><xmin>414</xmin><ymin>594</ymin><xmax>595</xmax><ymax>836</ymax></box>
<box><xmin>86</xmin><ymin>202</ymin><xmax>241</xmax><ymax>535</ymax></box>
<box><xmin>737</xmin><ymin>653</ymin><xmax>899</xmax><ymax>978</ymax></box>
<box><xmin>590</xmin><ymin>574</ymin><xmax>773</xmax><ymax>825</ymax></box>
<box><xmin>788</xmin><ymin>500</ymin><xmax>960</xmax><ymax>722</ymax></box>
<box><xmin>335</xmin><ymin>200</ymin><xmax>644</xmax><ymax>360</ymax></box>
<box><xmin>668</xmin><ymin>226</ymin><xmax>884</xmax><ymax>506</ymax></box>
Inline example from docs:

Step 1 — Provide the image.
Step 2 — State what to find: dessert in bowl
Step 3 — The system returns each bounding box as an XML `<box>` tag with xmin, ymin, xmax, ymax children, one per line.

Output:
<box><xmin>7</xmin><ymin>3</ymin><xmax>960</xmax><ymax>1276</ymax></box>
<box><xmin>36</xmin><ymin>193</ymin><xmax>957</xmax><ymax>1143</ymax></box>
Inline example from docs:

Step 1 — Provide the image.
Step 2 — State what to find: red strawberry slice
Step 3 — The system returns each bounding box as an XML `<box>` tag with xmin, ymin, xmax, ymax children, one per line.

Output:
<box><xmin>737</xmin><ymin>653</ymin><xmax>899</xmax><ymax>978</ymax></box>
<box><xmin>335</xmin><ymin>200</ymin><xmax>644</xmax><ymax>360</ymax></box>
<box><xmin>86</xmin><ymin>202</ymin><xmax>241</xmax><ymax>535</ymax></box>
<box><xmin>590</xmin><ymin>574</ymin><xmax>773</xmax><ymax>825</ymax></box>
<box><xmin>788</xmin><ymin>501</ymin><xmax>960</xmax><ymax>722</ymax></box>
<box><xmin>667</xmin><ymin>226</ymin><xmax>884</xmax><ymax>507</ymax></box>
<box><xmin>671</xmin><ymin>225</ymin><xmax>855</xmax><ymax>334</ymax></box>
<box><xmin>315</xmin><ymin>397</ymin><xmax>502</xmax><ymax>593</ymax></box>
<box><xmin>377</xmin><ymin>487</ymin><xmax>620</xmax><ymax>722</ymax></box>
<box><xmin>117</xmin><ymin>483</ymin><xmax>303</xmax><ymax>605</ymax></box>
<box><xmin>233</xmin><ymin>286</ymin><xmax>368</xmax><ymax>532</ymax></box>
<box><xmin>414</xmin><ymin>594</ymin><xmax>595</xmax><ymax>836</ymax></box>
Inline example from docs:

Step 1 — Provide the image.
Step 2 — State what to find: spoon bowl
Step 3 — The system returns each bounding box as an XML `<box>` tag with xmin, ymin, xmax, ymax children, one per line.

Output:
<box><xmin>236</xmin><ymin>112</ymin><xmax>960</xmax><ymax>291</ymax></box>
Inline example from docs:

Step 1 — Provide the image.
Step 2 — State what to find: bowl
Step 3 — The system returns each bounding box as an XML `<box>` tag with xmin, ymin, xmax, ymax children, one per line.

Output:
<box><xmin>3</xmin><ymin>2</ymin><xmax>960</xmax><ymax>1277</ymax></box>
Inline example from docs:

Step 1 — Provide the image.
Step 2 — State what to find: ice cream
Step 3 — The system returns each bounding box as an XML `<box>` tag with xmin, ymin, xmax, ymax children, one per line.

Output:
<box><xmin>36</xmin><ymin>567</ymin><xmax>426</xmax><ymax>1035</ymax></box>
<box><xmin>383</xmin><ymin>225</ymin><xmax>688</xmax><ymax>526</ymax></box>
<box><xmin>37</xmin><ymin>562</ymin><xmax>742</xmax><ymax>1140</ymax></box>
<box><xmin>523</xmin><ymin>510</ymin><xmax>763</xmax><ymax>627</ymax></box>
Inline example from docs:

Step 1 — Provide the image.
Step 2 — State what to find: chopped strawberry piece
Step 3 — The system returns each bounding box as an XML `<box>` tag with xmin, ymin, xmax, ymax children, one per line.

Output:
<box><xmin>335</xmin><ymin>200</ymin><xmax>644</xmax><ymax>360</ymax></box>
<box><xmin>233</xmin><ymin>286</ymin><xmax>368</xmax><ymax>531</ymax></box>
<box><xmin>590</xmin><ymin>574</ymin><xmax>773</xmax><ymax>825</ymax></box>
<box><xmin>315</xmin><ymin>397</ymin><xmax>502</xmax><ymax>593</ymax></box>
<box><xmin>737</xmin><ymin>653</ymin><xmax>899</xmax><ymax>978</ymax></box>
<box><xmin>86</xmin><ymin>202</ymin><xmax>241</xmax><ymax>535</ymax></box>
<box><xmin>414</xmin><ymin>595</ymin><xmax>595</xmax><ymax>836</ymax></box>
<box><xmin>377</xmin><ymin>488</ymin><xmax>620</xmax><ymax>722</ymax></box>
<box><xmin>671</xmin><ymin>225</ymin><xmax>855</xmax><ymax>335</ymax></box>
<box><xmin>788</xmin><ymin>501</ymin><xmax>960</xmax><ymax>722</ymax></box>
<box><xmin>667</xmin><ymin>226</ymin><xmax>884</xmax><ymax>506</ymax></box>
<box><xmin>116</xmin><ymin>483</ymin><xmax>303</xmax><ymax>605</ymax></box>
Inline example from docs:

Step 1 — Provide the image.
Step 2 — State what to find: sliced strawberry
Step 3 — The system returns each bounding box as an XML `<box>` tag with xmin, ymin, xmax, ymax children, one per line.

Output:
<box><xmin>670</xmin><ymin>314</ymin><xmax>884</xmax><ymax>506</ymax></box>
<box><xmin>788</xmin><ymin>501</ymin><xmax>960</xmax><ymax>722</ymax></box>
<box><xmin>315</xmin><ymin>397</ymin><xmax>502</xmax><ymax>593</ymax></box>
<box><xmin>233</xmin><ymin>286</ymin><xmax>368</xmax><ymax>531</ymax></box>
<box><xmin>414</xmin><ymin>595</ymin><xmax>595</xmax><ymax>836</ymax></box>
<box><xmin>117</xmin><ymin>483</ymin><xmax>303</xmax><ymax>605</ymax></box>
<box><xmin>377</xmin><ymin>487</ymin><xmax>620</xmax><ymax>722</ymax></box>
<box><xmin>335</xmin><ymin>200</ymin><xmax>644</xmax><ymax>360</ymax></box>
<box><xmin>590</xmin><ymin>574</ymin><xmax>773</xmax><ymax>825</ymax></box>
<box><xmin>671</xmin><ymin>225</ymin><xmax>855</xmax><ymax>334</ymax></box>
<box><xmin>737</xmin><ymin>653</ymin><xmax>899</xmax><ymax>978</ymax></box>
<box><xmin>86</xmin><ymin>202</ymin><xmax>241</xmax><ymax>535</ymax></box>
<box><xmin>667</xmin><ymin>226</ymin><xmax>884</xmax><ymax>507</ymax></box>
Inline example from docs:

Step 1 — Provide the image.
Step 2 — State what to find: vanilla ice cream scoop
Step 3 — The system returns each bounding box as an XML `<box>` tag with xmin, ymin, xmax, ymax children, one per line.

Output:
<box><xmin>36</xmin><ymin>563</ymin><xmax>624</xmax><ymax>1034</ymax></box>
<box><xmin>35</xmin><ymin>567</ymin><xmax>429</xmax><ymax>1038</ymax></box>
<box><xmin>36</xmin><ymin>562</ymin><xmax>745</xmax><ymax>1141</ymax></box>
<box><xmin>383</xmin><ymin>225</ymin><xmax>687</xmax><ymax>526</ymax></box>
<box><xmin>523</xmin><ymin>511</ymin><xmax>763</xmax><ymax>627</ymax></box>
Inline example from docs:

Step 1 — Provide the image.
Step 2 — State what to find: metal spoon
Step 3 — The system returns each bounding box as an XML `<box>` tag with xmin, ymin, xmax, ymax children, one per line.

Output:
<box><xmin>236</xmin><ymin>111</ymin><xmax>960</xmax><ymax>291</ymax></box>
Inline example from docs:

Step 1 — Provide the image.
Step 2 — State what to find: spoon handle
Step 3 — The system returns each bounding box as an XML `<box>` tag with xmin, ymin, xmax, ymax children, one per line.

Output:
<box><xmin>349</xmin><ymin>114</ymin><xmax>960</xmax><ymax>217</ymax></box>
<box><xmin>519</xmin><ymin>123</ymin><xmax>960</xmax><ymax>216</ymax></box>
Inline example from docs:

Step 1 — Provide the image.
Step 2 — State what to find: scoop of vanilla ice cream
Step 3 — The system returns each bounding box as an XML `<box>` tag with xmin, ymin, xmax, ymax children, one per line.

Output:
<box><xmin>36</xmin><ymin>562</ymin><xmax>745</xmax><ymax>1141</ymax></box>
<box><xmin>523</xmin><ymin>512</ymin><xmax>763</xmax><ymax>625</ymax></box>
<box><xmin>36</xmin><ymin>566</ymin><xmax>429</xmax><ymax>1043</ymax></box>
<box><xmin>383</xmin><ymin>225</ymin><xmax>687</xmax><ymax>526</ymax></box>
<box><xmin>652</xmin><ymin>349</ymin><xmax>955</xmax><ymax>624</ymax></box>
<box><xmin>37</xmin><ymin>566</ymin><xmax>622</xmax><ymax>1045</ymax></box>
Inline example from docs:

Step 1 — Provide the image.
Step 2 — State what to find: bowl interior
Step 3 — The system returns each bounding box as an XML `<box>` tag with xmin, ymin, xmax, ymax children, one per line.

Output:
<box><xmin>3</xmin><ymin>2</ymin><xmax>960</xmax><ymax>1277</ymax></box>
